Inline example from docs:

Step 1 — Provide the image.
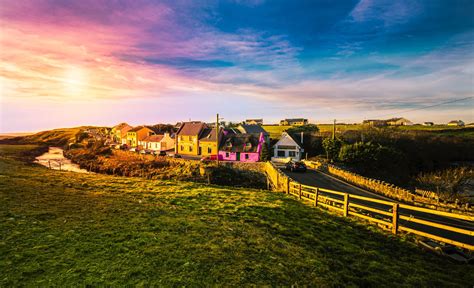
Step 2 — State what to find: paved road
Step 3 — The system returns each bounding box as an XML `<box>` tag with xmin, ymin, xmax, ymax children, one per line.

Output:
<box><xmin>280</xmin><ymin>167</ymin><xmax>474</xmax><ymax>249</ymax></box>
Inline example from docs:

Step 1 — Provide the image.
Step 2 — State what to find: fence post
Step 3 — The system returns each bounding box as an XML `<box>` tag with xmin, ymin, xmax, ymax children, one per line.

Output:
<box><xmin>276</xmin><ymin>171</ymin><xmax>279</xmax><ymax>190</ymax></box>
<box><xmin>314</xmin><ymin>188</ymin><xmax>319</xmax><ymax>207</ymax></box>
<box><xmin>48</xmin><ymin>160</ymin><xmax>51</xmax><ymax>169</ymax></box>
<box><xmin>299</xmin><ymin>184</ymin><xmax>302</xmax><ymax>200</ymax></box>
<box><xmin>343</xmin><ymin>193</ymin><xmax>349</xmax><ymax>217</ymax></box>
<box><xmin>392</xmin><ymin>203</ymin><xmax>399</xmax><ymax>234</ymax></box>
<box><xmin>286</xmin><ymin>178</ymin><xmax>290</xmax><ymax>194</ymax></box>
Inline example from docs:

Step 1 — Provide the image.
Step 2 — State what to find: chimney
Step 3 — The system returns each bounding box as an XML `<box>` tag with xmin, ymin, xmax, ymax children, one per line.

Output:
<box><xmin>300</xmin><ymin>132</ymin><xmax>304</xmax><ymax>144</ymax></box>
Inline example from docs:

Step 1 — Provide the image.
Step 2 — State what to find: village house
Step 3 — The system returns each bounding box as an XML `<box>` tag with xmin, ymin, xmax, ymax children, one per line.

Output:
<box><xmin>272</xmin><ymin>132</ymin><xmax>304</xmax><ymax>162</ymax></box>
<box><xmin>126</xmin><ymin>126</ymin><xmax>155</xmax><ymax>148</ymax></box>
<box><xmin>138</xmin><ymin>133</ymin><xmax>175</xmax><ymax>151</ymax></box>
<box><xmin>362</xmin><ymin>119</ymin><xmax>387</xmax><ymax>127</ymax></box>
<box><xmin>448</xmin><ymin>120</ymin><xmax>465</xmax><ymax>126</ymax></box>
<box><xmin>244</xmin><ymin>119</ymin><xmax>263</xmax><ymax>125</ymax></box>
<box><xmin>386</xmin><ymin>118</ymin><xmax>413</xmax><ymax>126</ymax></box>
<box><xmin>280</xmin><ymin>118</ymin><xmax>308</xmax><ymax>126</ymax></box>
<box><xmin>237</xmin><ymin>124</ymin><xmax>270</xmax><ymax>145</ymax></box>
<box><xmin>219</xmin><ymin>132</ymin><xmax>265</xmax><ymax>162</ymax></box>
<box><xmin>111</xmin><ymin>123</ymin><xmax>133</xmax><ymax>144</ymax></box>
<box><xmin>175</xmin><ymin>122</ymin><xmax>207</xmax><ymax>156</ymax></box>
<box><xmin>198</xmin><ymin>127</ymin><xmax>223</xmax><ymax>156</ymax></box>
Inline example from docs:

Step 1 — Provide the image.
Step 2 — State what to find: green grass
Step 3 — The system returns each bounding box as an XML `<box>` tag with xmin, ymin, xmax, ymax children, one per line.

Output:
<box><xmin>263</xmin><ymin>124</ymin><xmax>474</xmax><ymax>139</ymax></box>
<box><xmin>1</xmin><ymin>145</ymin><xmax>473</xmax><ymax>286</ymax></box>
<box><xmin>261</xmin><ymin>125</ymin><xmax>292</xmax><ymax>138</ymax></box>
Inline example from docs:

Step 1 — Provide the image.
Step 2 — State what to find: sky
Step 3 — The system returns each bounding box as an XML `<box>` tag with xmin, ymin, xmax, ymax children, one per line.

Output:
<box><xmin>0</xmin><ymin>0</ymin><xmax>473</xmax><ymax>132</ymax></box>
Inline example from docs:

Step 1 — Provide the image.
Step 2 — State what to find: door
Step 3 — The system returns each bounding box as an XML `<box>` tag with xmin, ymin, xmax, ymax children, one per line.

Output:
<box><xmin>236</xmin><ymin>152</ymin><xmax>240</xmax><ymax>161</ymax></box>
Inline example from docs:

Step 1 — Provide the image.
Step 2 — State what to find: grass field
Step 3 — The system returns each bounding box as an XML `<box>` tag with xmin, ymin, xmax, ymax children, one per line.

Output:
<box><xmin>1</xmin><ymin>145</ymin><xmax>473</xmax><ymax>286</ymax></box>
<box><xmin>262</xmin><ymin>124</ymin><xmax>474</xmax><ymax>138</ymax></box>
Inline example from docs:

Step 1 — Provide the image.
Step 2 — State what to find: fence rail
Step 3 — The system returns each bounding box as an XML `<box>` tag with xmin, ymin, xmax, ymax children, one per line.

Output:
<box><xmin>302</xmin><ymin>160</ymin><xmax>473</xmax><ymax>214</ymax></box>
<box><xmin>265</xmin><ymin>162</ymin><xmax>474</xmax><ymax>251</ymax></box>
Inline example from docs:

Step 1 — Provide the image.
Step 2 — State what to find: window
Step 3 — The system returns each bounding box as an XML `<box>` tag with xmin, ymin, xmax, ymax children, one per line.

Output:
<box><xmin>278</xmin><ymin>145</ymin><xmax>297</xmax><ymax>150</ymax></box>
<box><xmin>277</xmin><ymin>150</ymin><xmax>285</xmax><ymax>157</ymax></box>
<box><xmin>225</xmin><ymin>152</ymin><xmax>230</xmax><ymax>158</ymax></box>
<box><xmin>245</xmin><ymin>154</ymin><xmax>249</xmax><ymax>159</ymax></box>
<box><xmin>189</xmin><ymin>146</ymin><xmax>193</xmax><ymax>152</ymax></box>
<box><xmin>289</xmin><ymin>151</ymin><xmax>296</xmax><ymax>157</ymax></box>
<box><xmin>180</xmin><ymin>145</ymin><xmax>184</xmax><ymax>151</ymax></box>
<box><xmin>208</xmin><ymin>147</ymin><xmax>212</xmax><ymax>154</ymax></box>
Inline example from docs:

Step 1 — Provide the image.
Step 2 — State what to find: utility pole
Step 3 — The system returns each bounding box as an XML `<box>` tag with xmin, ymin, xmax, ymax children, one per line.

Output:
<box><xmin>332</xmin><ymin>119</ymin><xmax>336</xmax><ymax>140</ymax></box>
<box><xmin>216</xmin><ymin>113</ymin><xmax>219</xmax><ymax>166</ymax></box>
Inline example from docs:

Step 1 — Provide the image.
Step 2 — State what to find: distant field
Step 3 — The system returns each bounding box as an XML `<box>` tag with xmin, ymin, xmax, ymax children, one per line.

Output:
<box><xmin>262</xmin><ymin>124</ymin><xmax>474</xmax><ymax>138</ymax></box>
<box><xmin>0</xmin><ymin>133</ymin><xmax>34</xmax><ymax>140</ymax></box>
<box><xmin>1</xmin><ymin>144</ymin><xmax>473</xmax><ymax>286</ymax></box>
<box><xmin>261</xmin><ymin>125</ymin><xmax>291</xmax><ymax>138</ymax></box>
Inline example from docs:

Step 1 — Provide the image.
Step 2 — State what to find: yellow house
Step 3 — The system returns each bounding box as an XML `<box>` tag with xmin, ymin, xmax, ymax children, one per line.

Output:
<box><xmin>280</xmin><ymin>118</ymin><xmax>308</xmax><ymax>126</ymax></box>
<box><xmin>198</xmin><ymin>127</ymin><xmax>222</xmax><ymax>156</ymax></box>
<box><xmin>126</xmin><ymin>126</ymin><xmax>155</xmax><ymax>147</ymax></box>
<box><xmin>175</xmin><ymin>122</ymin><xmax>206</xmax><ymax>156</ymax></box>
<box><xmin>111</xmin><ymin>123</ymin><xmax>133</xmax><ymax>144</ymax></box>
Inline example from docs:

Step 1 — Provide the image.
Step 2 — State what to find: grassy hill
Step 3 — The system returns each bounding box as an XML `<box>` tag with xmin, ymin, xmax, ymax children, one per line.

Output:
<box><xmin>0</xmin><ymin>126</ymin><xmax>107</xmax><ymax>146</ymax></box>
<box><xmin>1</xmin><ymin>144</ymin><xmax>472</xmax><ymax>286</ymax></box>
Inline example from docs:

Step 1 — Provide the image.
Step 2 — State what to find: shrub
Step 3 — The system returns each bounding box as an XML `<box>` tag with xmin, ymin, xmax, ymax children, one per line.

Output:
<box><xmin>338</xmin><ymin>142</ymin><xmax>408</xmax><ymax>184</ymax></box>
<box><xmin>416</xmin><ymin>167</ymin><xmax>474</xmax><ymax>202</ymax></box>
<box><xmin>322</xmin><ymin>137</ymin><xmax>343</xmax><ymax>162</ymax></box>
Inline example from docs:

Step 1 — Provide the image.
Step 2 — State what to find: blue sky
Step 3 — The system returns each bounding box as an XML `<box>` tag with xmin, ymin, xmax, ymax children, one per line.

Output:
<box><xmin>0</xmin><ymin>0</ymin><xmax>473</xmax><ymax>132</ymax></box>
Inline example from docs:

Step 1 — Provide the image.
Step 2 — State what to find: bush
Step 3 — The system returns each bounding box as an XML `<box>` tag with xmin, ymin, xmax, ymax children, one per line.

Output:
<box><xmin>322</xmin><ymin>138</ymin><xmax>343</xmax><ymax>162</ymax></box>
<box><xmin>286</xmin><ymin>124</ymin><xmax>319</xmax><ymax>134</ymax></box>
<box><xmin>338</xmin><ymin>142</ymin><xmax>409</xmax><ymax>184</ymax></box>
<box><xmin>416</xmin><ymin>167</ymin><xmax>474</xmax><ymax>202</ymax></box>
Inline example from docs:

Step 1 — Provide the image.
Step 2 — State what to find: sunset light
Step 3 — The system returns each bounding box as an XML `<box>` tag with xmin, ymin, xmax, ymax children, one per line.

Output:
<box><xmin>0</xmin><ymin>1</ymin><xmax>473</xmax><ymax>286</ymax></box>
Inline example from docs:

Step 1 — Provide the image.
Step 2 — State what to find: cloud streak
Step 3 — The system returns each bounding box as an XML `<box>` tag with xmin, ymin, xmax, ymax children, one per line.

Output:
<box><xmin>0</xmin><ymin>0</ymin><xmax>473</xmax><ymax>132</ymax></box>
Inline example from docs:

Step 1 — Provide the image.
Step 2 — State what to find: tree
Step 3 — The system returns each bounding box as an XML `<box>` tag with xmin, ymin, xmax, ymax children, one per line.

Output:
<box><xmin>338</xmin><ymin>141</ymin><xmax>409</xmax><ymax>183</ymax></box>
<box><xmin>286</xmin><ymin>124</ymin><xmax>319</xmax><ymax>134</ymax></box>
<box><xmin>322</xmin><ymin>137</ymin><xmax>343</xmax><ymax>162</ymax></box>
<box><xmin>260</xmin><ymin>142</ymin><xmax>271</xmax><ymax>161</ymax></box>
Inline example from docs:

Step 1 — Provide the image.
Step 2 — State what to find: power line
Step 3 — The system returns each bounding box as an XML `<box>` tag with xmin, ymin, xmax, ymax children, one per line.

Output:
<box><xmin>373</xmin><ymin>96</ymin><xmax>473</xmax><ymax>119</ymax></box>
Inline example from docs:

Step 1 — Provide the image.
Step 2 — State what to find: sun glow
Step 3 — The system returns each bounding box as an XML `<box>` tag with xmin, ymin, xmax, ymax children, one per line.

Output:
<box><xmin>63</xmin><ymin>66</ymin><xmax>88</xmax><ymax>97</ymax></box>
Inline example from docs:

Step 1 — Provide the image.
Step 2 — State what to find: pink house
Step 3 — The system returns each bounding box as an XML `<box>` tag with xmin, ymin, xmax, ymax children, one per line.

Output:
<box><xmin>218</xmin><ymin>132</ymin><xmax>265</xmax><ymax>162</ymax></box>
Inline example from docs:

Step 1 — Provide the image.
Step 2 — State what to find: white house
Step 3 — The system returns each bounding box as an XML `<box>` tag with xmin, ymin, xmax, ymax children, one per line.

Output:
<box><xmin>447</xmin><ymin>120</ymin><xmax>465</xmax><ymax>127</ymax></box>
<box><xmin>139</xmin><ymin>133</ymin><xmax>175</xmax><ymax>151</ymax></box>
<box><xmin>272</xmin><ymin>132</ymin><xmax>304</xmax><ymax>162</ymax></box>
<box><xmin>386</xmin><ymin>117</ymin><xmax>413</xmax><ymax>126</ymax></box>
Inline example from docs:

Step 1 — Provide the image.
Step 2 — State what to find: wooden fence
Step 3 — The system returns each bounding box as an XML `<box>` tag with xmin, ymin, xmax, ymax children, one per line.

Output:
<box><xmin>265</xmin><ymin>162</ymin><xmax>474</xmax><ymax>251</ymax></box>
<box><xmin>303</xmin><ymin>160</ymin><xmax>473</xmax><ymax>215</ymax></box>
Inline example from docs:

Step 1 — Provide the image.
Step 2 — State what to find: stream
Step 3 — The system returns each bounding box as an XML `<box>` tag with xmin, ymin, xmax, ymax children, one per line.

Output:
<box><xmin>35</xmin><ymin>147</ymin><xmax>89</xmax><ymax>173</ymax></box>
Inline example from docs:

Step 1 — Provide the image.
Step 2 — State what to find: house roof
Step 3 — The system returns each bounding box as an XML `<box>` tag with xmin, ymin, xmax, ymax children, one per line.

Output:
<box><xmin>113</xmin><ymin>123</ymin><xmax>131</xmax><ymax>130</ymax></box>
<box><xmin>274</xmin><ymin>132</ymin><xmax>303</xmax><ymax>149</ymax></box>
<box><xmin>129</xmin><ymin>126</ymin><xmax>153</xmax><ymax>133</ymax></box>
<box><xmin>220</xmin><ymin>133</ymin><xmax>260</xmax><ymax>153</ymax></box>
<box><xmin>287</xmin><ymin>132</ymin><xmax>304</xmax><ymax>147</ymax></box>
<box><xmin>113</xmin><ymin>123</ymin><xmax>133</xmax><ymax>134</ymax></box>
<box><xmin>283</xmin><ymin>118</ymin><xmax>307</xmax><ymax>122</ymax></box>
<box><xmin>199</xmin><ymin>127</ymin><xmax>222</xmax><ymax>142</ymax></box>
<box><xmin>176</xmin><ymin>121</ymin><xmax>207</xmax><ymax>136</ymax></box>
<box><xmin>386</xmin><ymin>117</ymin><xmax>411</xmax><ymax>122</ymax></box>
<box><xmin>142</xmin><ymin>135</ymin><xmax>164</xmax><ymax>143</ymax></box>
<box><xmin>238</xmin><ymin>124</ymin><xmax>269</xmax><ymax>136</ymax></box>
